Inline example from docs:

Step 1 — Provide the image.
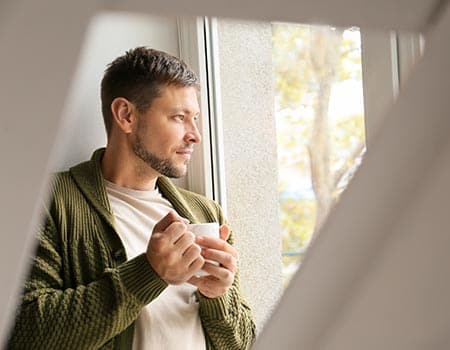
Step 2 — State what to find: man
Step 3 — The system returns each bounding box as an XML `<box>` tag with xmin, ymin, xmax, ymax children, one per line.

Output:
<box><xmin>8</xmin><ymin>47</ymin><xmax>255</xmax><ymax>349</ymax></box>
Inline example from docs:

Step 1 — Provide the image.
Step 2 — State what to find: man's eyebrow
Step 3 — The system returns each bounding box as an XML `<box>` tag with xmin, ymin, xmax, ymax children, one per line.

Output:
<box><xmin>168</xmin><ymin>107</ymin><xmax>200</xmax><ymax>115</ymax></box>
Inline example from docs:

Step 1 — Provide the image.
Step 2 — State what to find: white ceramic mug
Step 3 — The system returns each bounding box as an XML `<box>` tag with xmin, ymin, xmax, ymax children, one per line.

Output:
<box><xmin>189</xmin><ymin>222</ymin><xmax>220</xmax><ymax>276</ymax></box>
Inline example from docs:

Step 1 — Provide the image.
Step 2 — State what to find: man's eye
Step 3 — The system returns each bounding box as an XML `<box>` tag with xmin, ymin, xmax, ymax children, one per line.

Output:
<box><xmin>175</xmin><ymin>115</ymin><xmax>185</xmax><ymax>121</ymax></box>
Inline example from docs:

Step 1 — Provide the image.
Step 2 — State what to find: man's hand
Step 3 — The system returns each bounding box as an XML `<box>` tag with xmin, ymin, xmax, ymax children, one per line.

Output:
<box><xmin>188</xmin><ymin>224</ymin><xmax>239</xmax><ymax>298</ymax></box>
<box><xmin>146</xmin><ymin>211</ymin><xmax>204</xmax><ymax>285</ymax></box>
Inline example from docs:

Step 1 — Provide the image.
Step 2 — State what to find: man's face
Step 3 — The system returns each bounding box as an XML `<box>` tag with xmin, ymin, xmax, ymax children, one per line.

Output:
<box><xmin>132</xmin><ymin>85</ymin><xmax>201</xmax><ymax>178</ymax></box>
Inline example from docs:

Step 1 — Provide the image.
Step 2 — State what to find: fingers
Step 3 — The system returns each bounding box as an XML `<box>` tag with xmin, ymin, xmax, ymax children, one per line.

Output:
<box><xmin>188</xmin><ymin>225</ymin><xmax>239</xmax><ymax>298</ymax></box>
<box><xmin>182</xmin><ymin>240</ymin><xmax>202</xmax><ymax>264</ymax></box>
<box><xmin>153</xmin><ymin>210</ymin><xmax>189</xmax><ymax>234</ymax></box>
<box><xmin>195</xmin><ymin>235</ymin><xmax>238</xmax><ymax>259</ymax></box>
<box><xmin>148</xmin><ymin>217</ymin><xmax>235</xmax><ymax>289</ymax></box>
<box><xmin>201</xmin><ymin>248</ymin><xmax>238</xmax><ymax>274</ymax></box>
<box><xmin>187</xmin><ymin>237</ymin><xmax>238</xmax><ymax>298</ymax></box>
<box><xmin>188</xmin><ymin>264</ymin><xmax>234</xmax><ymax>299</ymax></box>
<box><xmin>174</xmin><ymin>229</ymin><xmax>195</xmax><ymax>251</ymax></box>
<box><xmin>153</xmin><ymin>215</ymin><xmax>191</xmax><ymax>247</ymax></box>
<box><xmin>147</xmin><ymin>213</ymin><xmax>205</xmax><ymax>285</ymax></box>
<box><xmin>188</xmin><ymin>275</ymin><xmax>228</xmax><ymax>299</ymax></box>
<box><xmin>201</xmin><ymin>261</ymin><xmax>235</xmax><ymax>282</ymax></box>
<box><xmin>187</xmin><ymin>254</ymin><xmax>204</xmax><ymax>273</ymax></box>
<box><xmin>150</xmin><ymin>221</ymin><xmax>187</xmax><ymax>252</ymax></box>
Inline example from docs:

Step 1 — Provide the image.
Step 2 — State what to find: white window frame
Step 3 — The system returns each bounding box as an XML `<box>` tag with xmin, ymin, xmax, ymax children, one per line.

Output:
<box><xmin>177</xmin><ymin>17</ymin><xmax>227</xmax><ymax>211</ymax></box>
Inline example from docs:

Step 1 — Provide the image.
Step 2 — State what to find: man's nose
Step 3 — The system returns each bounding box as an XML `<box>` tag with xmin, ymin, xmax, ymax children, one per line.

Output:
<box><xmin>185</xmin><ymin>121</ymin><xmax>202</xmax><ymax>144</ymax></box>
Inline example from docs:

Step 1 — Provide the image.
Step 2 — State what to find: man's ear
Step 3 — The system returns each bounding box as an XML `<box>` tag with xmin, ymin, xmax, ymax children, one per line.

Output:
<box><xmin>110</xmin><ymin>97</ymin><xmax>136</xmax><ymax>134</ymax></box>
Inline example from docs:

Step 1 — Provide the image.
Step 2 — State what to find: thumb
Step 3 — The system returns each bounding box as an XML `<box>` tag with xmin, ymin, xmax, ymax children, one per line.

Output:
<box><xmin>219</xmin><ymin>224</ymin><xmax>231</xmax><ymax>241</ymax></box>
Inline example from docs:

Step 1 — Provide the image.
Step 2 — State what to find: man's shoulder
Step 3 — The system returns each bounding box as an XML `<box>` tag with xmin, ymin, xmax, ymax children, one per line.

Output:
<box><xmin>43</xmin><ymin>171</ymin><xmax>79</xmax><ymax>207</ymax></box>
<box><xmin>49</xmin><ymin>153</ymin><xmax>100</xmax><ymax>193</ymax></box>
<box><xmin>49</xmin><ymin>149</ymin><xmax>103</xmax><ymax>190</ymax></box>
<box><xmin>49</xmin><ymin>170</ymin><xmax>73</xmax><ymax>189</ymax></box>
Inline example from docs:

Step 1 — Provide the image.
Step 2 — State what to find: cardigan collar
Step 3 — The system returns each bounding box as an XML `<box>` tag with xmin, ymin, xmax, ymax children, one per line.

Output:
<box><xmin>69</xmin><ymin>148</ymin><xmax>199</xmax><ymax>225</ymax></box>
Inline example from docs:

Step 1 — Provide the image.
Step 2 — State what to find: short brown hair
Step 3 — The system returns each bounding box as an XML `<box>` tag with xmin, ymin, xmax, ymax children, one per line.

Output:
<box><xmin>100</xmin><ymin>47</ymin><xmax>199</xmax><ymax>135</ymax></box>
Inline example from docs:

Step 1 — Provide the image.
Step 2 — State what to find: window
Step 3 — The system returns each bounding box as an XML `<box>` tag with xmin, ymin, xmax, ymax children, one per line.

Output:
<box><xmin>272</xmin><ymin>23</ymin><xmax>366</xmax><ymax>285</ymax></box>
<box><xmin>209</xmin><ymin>18</ymin><xmax>424</xmax><ymax>325</ymax></box>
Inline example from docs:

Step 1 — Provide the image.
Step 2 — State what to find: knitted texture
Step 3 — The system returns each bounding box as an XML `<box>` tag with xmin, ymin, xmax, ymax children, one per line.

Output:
<box><xmin>7</xmin><ymin>149</ymin><xmax>256</xmax><ymax>349</ymax></box>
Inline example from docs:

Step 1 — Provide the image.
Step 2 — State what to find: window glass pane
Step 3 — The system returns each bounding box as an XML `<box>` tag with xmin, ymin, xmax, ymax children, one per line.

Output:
<box><xmin>272</xmin><ymin>23</ymin><xmax>366</xmax><ymax>286</ymax></box>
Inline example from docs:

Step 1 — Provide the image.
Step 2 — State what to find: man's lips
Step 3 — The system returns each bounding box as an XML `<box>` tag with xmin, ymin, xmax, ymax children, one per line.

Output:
<box><xmin>176</xmin><ymin>149</ymin><xmax>193</xmax><ymax>160</ymax></box>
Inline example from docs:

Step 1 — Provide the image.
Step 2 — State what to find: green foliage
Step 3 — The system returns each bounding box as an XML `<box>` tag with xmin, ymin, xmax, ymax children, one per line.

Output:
<box><xmin>272</xmin><ymin>23</ymin><xmax>313</xmax><ymax>109</ymax></box>
<box><xmin>279</xmin><ymin>196</ymin><xmax>316</xmax><ymax>250</ymax></box>
<box><xmin>279</xmin><ymin>195</ymin><xmax>316</xmax><ymax>286</ymax></box>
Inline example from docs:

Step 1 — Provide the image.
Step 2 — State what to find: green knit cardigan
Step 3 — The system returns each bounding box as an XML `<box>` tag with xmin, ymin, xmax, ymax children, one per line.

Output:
<box><xmin>8</xmin><ymin>149</ymin><xmax>256</xmax><ymax>349</ymax></box>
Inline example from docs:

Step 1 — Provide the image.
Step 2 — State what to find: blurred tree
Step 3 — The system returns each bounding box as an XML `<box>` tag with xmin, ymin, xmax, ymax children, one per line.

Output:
<box><xmin>272</xmin><ymin>24</ymin><xmax>366</xmax><ymax>283</ymax></box>
<box><xmin>307</xmin><ymin>26</ymin><xmax>343</xmax><ymax>231</ymax></box>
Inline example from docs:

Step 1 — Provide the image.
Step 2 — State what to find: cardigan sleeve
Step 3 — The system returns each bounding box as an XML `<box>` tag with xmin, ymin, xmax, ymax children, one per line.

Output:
<box><xmin>7</xmin><ymin>206</ymin><xmax>168</xmax><ymax>350</ymax></box>
<box><xmin>198</xmin><ymin>266</ymin><xmax>256</xmax><ymax>349</ymax></box>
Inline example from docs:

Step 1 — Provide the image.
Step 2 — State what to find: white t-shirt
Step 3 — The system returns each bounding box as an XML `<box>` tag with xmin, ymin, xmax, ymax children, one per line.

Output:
<box><xmin>105</xmin><ymin>180</ymin><xmax>206</xmax><ymax>350</ymax></box>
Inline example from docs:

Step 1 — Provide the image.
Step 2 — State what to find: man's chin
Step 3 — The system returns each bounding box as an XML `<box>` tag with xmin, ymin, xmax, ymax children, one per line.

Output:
<box><xmin>162</xmin><ymin>164</ymin><xmax>187</xmax><ymax>179</ymax></box>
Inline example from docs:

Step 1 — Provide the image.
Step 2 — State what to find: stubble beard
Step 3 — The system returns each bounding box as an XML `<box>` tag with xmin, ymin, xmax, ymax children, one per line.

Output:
<box><xmin>132</xmin><ymin>133</ymin><xmax>187</xmax><ymax>179</ymax></box>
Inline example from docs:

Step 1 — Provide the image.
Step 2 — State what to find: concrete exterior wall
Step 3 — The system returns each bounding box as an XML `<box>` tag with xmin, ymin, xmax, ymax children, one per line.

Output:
<box><xmin>216</xmin><ymin>19</ymin><xmax>283</xmax><ymax>331</ymax></box>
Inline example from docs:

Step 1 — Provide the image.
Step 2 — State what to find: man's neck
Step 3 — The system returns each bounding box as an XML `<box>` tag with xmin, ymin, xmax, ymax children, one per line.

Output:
<box><xmin>101</xmin><ymin>144</ymin><xmax>159</xmax><ymax>191</ymax></box>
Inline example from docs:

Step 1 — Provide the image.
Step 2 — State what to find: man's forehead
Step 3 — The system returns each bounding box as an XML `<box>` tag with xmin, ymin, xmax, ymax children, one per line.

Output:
<box><xmin>155</xmin><ymin>85</ymin><xmax>200</xmax><ymax>111</ymax></box>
